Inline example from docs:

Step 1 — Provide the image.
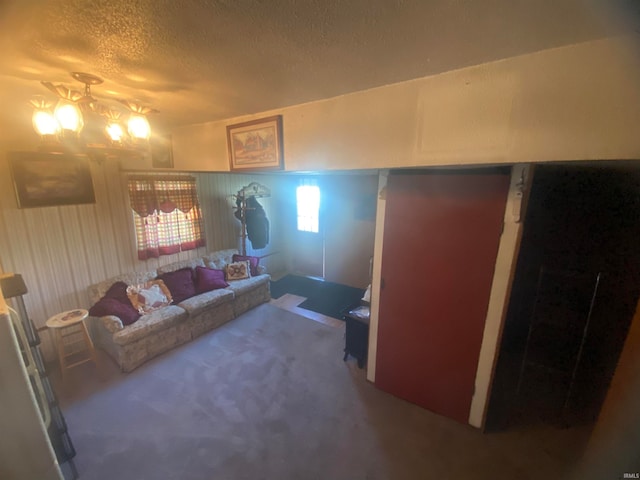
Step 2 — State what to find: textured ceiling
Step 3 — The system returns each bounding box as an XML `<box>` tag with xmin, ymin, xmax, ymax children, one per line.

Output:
<box><xmin>0</xmin><ymin>0</ymin><xmax>636</xmax><ymax>134</ymax></box>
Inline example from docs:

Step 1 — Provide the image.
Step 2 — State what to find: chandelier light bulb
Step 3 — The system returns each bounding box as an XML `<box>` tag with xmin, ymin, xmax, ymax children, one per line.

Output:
<box><xmin>54</xmin><ymin>100</ymin><xmax>83</xmax><ymax>133</ymax></box>
<box><xmin>106</xmin><ymin>122</ymin><xmax>125</xmax><ymax>142</ymax></box>
<box><xmin>128</xmin><ymin>114</ymin><xmax>151</xmax><ymax>140</ymax></box>
<box><xmin>32</xmin><ymin>110</ymin><xmax>59</xmax><ymax>136</ymax></box>
<box><xmin>33</xmin><ymin>73</ymin><xmax>158</xmax><ymax>152</ymax></box>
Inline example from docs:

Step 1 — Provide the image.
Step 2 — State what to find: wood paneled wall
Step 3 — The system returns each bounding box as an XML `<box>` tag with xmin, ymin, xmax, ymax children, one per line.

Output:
<box><xmin>0</xmin><ymin>153</ymin><xmax>286</xmax><ymax>361</ymax></box>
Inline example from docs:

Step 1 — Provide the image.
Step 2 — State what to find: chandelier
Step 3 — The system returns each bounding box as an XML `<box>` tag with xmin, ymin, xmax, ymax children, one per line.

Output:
<box><xmin>30</xmin><ymin>72</ymin><xmax>157</xmax><ymax>156</ymax></box>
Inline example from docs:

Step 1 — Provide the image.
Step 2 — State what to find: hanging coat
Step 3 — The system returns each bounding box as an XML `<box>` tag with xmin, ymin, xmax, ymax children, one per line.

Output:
<box><xmin>236</xmin><ymin>196</ymin><xmax>269</xmax><ymax>249</ymax></box>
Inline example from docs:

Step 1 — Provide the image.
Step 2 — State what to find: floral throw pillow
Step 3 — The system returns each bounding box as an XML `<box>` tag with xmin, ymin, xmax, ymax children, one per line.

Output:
<box><xmin>127</xmin><ymin>279</ymin><xmax>173</xmax><ymax>314</ymax></box>
<box><xmin>232</xmin><ymin>254</ymin><xmax>260</xmax><ymax>276</ymax></box>
<box><xmin>225</xmin><ymin>260</ymin><xmax>250</xmax><ymax>281</ymax></box>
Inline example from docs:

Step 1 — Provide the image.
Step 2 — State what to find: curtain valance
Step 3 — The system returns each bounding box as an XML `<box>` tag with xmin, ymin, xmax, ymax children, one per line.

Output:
<box><xmin>128</xmin><ymin>176</ymin><xmax>199</xmax><ymax>218</ymax></box>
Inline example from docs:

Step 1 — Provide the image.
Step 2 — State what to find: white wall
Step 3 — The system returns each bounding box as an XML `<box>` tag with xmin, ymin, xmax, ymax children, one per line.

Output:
<box><xmin>322</xmin><ymin>174</ymin><xmax>377</xmax><ymax>288</ymax></box>
<box><xmin>171</xmin><ymin>36</ymin><xmax>640</xmax><ymax>172</ymax></box>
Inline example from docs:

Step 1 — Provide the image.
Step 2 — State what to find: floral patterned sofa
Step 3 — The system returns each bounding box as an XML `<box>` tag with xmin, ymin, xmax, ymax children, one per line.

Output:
<box><xmin>87</xmin><ymin>249</ymin><xmax>270</xmax><ymax>372</ymax></box>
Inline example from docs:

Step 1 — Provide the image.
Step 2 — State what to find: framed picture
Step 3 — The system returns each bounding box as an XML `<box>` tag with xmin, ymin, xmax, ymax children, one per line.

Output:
<box><xmin>151</xmin><ymin>134</ymin><xmax>174</xmax><ymax>168</ymax></box>
<box><xmin>9</xmin><ymin>152</ymin><xmax>96</xmax><ymax>208</ymax></box>
<box><xmin>226</xmin><ymin>115</ymin><xmax>283</xmax><ymax>172</ymax></box>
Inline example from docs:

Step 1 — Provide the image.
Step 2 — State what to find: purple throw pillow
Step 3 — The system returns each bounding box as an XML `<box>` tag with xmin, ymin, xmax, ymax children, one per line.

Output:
<box><xmin>159</xmin><ymin>267</ymin><xmax>197</xmax><ymax>303</ymax></box>
<box><xmin>89</xmin><ymin>297</ymin><xmax>140</xmax><ymax>326</ymax></box>
<box><xmin>104</xmin><ymin>281</ymin><xmax>131</xmax><ymax>305</ymax></box>
<box><xmin>195</xmin><ymin>266</ymin><xmax>229</xmax><ymax>293</ymax></box>
<box><xmin>232</xmin><ymin>254</ymin><xmax>260</xmax><ymax>276</ymax></box>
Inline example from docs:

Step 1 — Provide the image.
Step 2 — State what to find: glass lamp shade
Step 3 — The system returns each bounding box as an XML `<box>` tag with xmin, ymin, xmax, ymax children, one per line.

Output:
<box><xmin>106</xmin><ymin>122</ymin><xmax>124</xmax><ymax>142</ymax></box>
<box><xmin>54</xmin><ymin>100</ymin><xmax>83</xmax><ymax>132</ymax></box>
<box><xmin>127</xmin><ymin>114</ymin><xmax>151</xmax><ymax>140</ymax></box>
<box><xmin>32</xmin><ymin>110</ymin><xmax>59</xmax><ymax>136</ymax></box>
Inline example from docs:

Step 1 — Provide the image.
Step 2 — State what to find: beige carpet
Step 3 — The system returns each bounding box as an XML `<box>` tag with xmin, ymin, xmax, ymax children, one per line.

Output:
<box><xmin>62</xmin><ymin>304</ymin><xmax>591</xmax><ymax>480</ymax></box>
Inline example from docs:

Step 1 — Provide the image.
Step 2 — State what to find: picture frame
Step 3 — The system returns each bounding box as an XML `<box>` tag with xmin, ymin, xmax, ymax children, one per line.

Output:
<box><xmin>226</xmin><ymin>115</ymin><xmax>283</xmax><ymax>172</ymax></box>
<box><xmin>9</xmin><ymin>152</ymin><xmax>96</xmax><ymax>208</ymax></box>
<box><xmin>151</xmin><ymin>134</ymin><xmax>174</xmax><ymax>169</ymax></box>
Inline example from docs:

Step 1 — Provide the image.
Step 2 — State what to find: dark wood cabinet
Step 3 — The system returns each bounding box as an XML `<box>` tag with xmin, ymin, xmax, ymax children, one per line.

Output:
<box><xmin>342</xmin><ymin>305</ymin><xmax>370</xmax><ymax>368</ymax></box>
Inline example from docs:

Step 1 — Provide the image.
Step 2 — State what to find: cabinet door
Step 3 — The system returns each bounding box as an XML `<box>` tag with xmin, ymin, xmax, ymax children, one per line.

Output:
<box><xmin>375</xmin><ymin>170</ymin><xmax>509</xmax><ymax>424</ymax></box>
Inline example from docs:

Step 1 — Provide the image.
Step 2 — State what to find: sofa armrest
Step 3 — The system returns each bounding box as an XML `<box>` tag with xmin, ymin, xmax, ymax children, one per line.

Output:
<box><xmin>95</xmin><ymin>315</ymin><xmax>124</xmax><ymax>334</ymax></box>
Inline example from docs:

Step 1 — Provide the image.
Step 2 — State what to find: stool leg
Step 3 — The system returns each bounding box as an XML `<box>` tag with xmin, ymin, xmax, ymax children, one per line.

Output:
<box><xmin>80</xmin><ymin>321</ymin><xmax>98</xmax><ymax>366</ymax></box>
<box><xmin>55</xmin><ymin>329</ymin><xmax>67</xmax><ymax>381</ymax></box>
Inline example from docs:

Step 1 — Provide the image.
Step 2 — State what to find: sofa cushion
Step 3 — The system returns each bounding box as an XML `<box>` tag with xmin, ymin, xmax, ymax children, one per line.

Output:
<box><xmin>156</xmin><ymin>257</ymin><xmax>205</xmax><ymax>275</ymax></box>
<box><xmin>232</xmin><ymin>254</ymin><xmax>260</xmax><ymax>276</ymax></box>
<box><xmin>194</xmin><ymin>266</ymin><xmax>229</xmax><ymax>293</ymax></box>
<box><xmin>159</xmin><ymin>267</ymin><xmax>197</xmax><ymax>303</ymax></box>
<box><xmin>178</xmin><ymin>288</ymin><xmax>234</xmax><ymax>317</ymax></box>
<box><xmin>223</xmin><ymin>274</ymin><xmax>270</xmax><ymax>296</ymax></box>
<box><xmin>112</xmin><ymin>305</ymin><xmax>188</xmax><ymax>346</ymax></box>
<box><xmin>202</xmin><ymin>249</ymin><xmax>237</xmax><ymax>270</ymax></box>
<box><xmin>89</xmin><ymin>297</ymin><xmax>140</xmax><ymax>326</ymax></box>
<box><xmin>127</xmin><ymin>280</ymin><xmax>173</xmax><ymax>314</ymax></box>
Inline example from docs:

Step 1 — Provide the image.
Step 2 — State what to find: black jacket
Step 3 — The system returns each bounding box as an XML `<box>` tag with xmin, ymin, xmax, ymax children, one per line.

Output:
<box><xmin>236</xmin><ymin>196</ymin><xmax>269</xmax><ymax>249</ymax></box>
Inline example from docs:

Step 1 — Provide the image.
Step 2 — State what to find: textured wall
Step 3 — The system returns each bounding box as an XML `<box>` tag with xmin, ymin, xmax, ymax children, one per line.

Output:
<box><xmin>0</xmin><ymin>153</ymin><xmax>286</xmax><ymax>361</ymax></box>
<box><xmin>0</xmin><ymin>0</ymin><xmax>615</xmax><ymax>132</ymax></box>
<box><xmin>172</xmin><ymin>37</ymin><xmax>640</xmax><ymax>172</ymax></box>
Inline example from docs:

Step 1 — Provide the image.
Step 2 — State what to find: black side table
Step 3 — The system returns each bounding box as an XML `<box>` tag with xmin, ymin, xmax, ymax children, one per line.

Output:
<box><xmin>342</xmin><ymin>304</ymin><xmax>370</xmax><ymax>368</ymax></box>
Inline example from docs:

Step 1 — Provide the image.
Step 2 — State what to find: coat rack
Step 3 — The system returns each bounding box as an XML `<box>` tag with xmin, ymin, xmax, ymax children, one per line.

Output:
<box><xmin>234</xmin><ymin>182</ymin><xmax>271</xmax><ymax>255</ymax></box>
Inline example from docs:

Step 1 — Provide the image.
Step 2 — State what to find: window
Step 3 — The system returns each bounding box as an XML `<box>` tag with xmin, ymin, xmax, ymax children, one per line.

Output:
<box><xmin>296</xmin><ymin>184</ymin><xmax>320</xmax><ymax>233</ymax></box>
<box><xmin>128</xmin><ymin>176</ymin><xmax>206</xmax><ymax>260</ymax></box>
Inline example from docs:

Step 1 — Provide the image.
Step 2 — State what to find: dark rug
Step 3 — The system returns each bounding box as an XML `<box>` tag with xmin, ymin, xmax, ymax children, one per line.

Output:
<box><xmin>270</xmin><ymin>274</ymin><xmax>365</xmax><ymax>319</ymax></box>
<box><xmin>61</xmin><ymin>304</ymin><xmax>591</xmax><ymax>480</ymax></box>
<box><xmin>269</xmin><ymin>274</ymin><xmax>320</xmax><ymax>299</ymax></box>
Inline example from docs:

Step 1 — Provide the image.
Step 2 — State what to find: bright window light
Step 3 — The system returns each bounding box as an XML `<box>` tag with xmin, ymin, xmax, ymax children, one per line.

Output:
<box><xmin>296</xmin><ymin>185</ymin><xmax>320</xmax><ymax>233</ymax></box>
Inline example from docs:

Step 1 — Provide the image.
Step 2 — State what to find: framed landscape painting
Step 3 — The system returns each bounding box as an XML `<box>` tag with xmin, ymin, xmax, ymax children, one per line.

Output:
<box><xmin>9</xmin><ymin>152</ymin><xmax>96</xmax><ymax>208</ymax></box>
<box><xmin>227</xmin><ymin>115</ymin><xmax>283</xmax><ymax>171</ymax></box>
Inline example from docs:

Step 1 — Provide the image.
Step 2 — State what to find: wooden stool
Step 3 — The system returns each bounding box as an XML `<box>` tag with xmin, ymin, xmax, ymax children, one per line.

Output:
<box><xmin>46</xmin><ymin>309</ymin><xmax>97</xmax><ymax>379</ymax></box>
